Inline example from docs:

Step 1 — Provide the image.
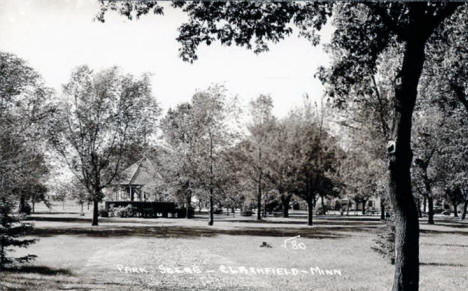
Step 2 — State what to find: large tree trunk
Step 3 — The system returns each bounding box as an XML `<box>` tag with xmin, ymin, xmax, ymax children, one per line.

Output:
<box><xmin>362</xmin><ymin>200</ymin><xmax>367</xmax><ymax>215</ymax></box>
<box><xmin>461</xmin><ymin>201</ymin><xmax>467</xmax><ymax>220</ymax></box>
<box><xmin>388</xmin><ymin>37</ymin><xmax>426</xmax><ymax>291</ymax></box>
<box><xmin>427</xmin><ymin>196</ymin><xmax>434</xmax><ymax>225</ymax></box>
<box><xmin>92</xmin><ymin>199</ymin><xmax>99</xmax><ymax>226</ymax></box>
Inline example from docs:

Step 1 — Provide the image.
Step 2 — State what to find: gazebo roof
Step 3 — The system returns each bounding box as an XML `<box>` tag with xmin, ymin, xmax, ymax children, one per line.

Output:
<box><xmin>114</xmin><ymin>157</ymin><xmax>163</xmax><ymax>186</ymax></box>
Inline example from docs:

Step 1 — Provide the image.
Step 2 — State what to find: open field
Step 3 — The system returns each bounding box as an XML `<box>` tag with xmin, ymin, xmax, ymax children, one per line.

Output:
<box><xmin>1</xmin><ymin>202</ymin><xmax>467</xmax><ymax>291</ymax></box>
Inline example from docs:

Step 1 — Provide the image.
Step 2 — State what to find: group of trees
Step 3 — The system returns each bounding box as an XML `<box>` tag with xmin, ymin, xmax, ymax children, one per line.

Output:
<box><xmin>1</xmin><ymin>57</ymin><xmax>161</xmax><ymax>268</ymax></box>
<box><xmin>97</xmin><ymin>1</ymin><xmax>467</xmax><ymax>290</ymax></box>
<box><xmin>0</xmin><ymin>52</ymin><xmax>53</xmax><ymax>269</ymax></box>
<box><xmin>2</xmin><ymin>2</ymin><xmax>468</xmax><ymax>290</ymax></box>
<box><xmin>158</xmin><ymin>91</ymin><xmax>344</xmax><ymax>227</ymax></box>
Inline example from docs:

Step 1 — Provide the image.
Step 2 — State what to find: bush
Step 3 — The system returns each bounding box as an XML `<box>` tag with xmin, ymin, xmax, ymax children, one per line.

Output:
<box><xmin>109</xmin><ymin>205</ymin><xmax>136</xmax><ymax>218</ymax></box>
<box><xmin>176</xmin><ymin>207</ymin><xmax>195</xmax><ymax>218</ymax></box>
<box><xmin>98</xmin><ymin>208</ymin><xmax>108</xmax><ymax>217</ymax></box>
<box><xmin>372</xmin><ymin>218</ymin><xmax>395</xmax><ymax>265</ymax></box>
<box><xmin>316</xmin><ymin>206</ymin><xmax>329</xmax><ymax>215</ymax></box>
<box><xmin>19</xmin><ymin>203</ymin><xmax>31</xmax><ymax>215</ymax></box>
<box><xmin>241</xmin><ymin>210</ymin><xmax>253</xmax><ymax>216</ymax></box>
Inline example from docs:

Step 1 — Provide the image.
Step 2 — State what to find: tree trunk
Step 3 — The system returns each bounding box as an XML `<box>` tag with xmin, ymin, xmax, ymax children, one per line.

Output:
<box><xmin>257</xmin><ymin>147</ymin><xmax>262</xmax><ymax>221</ymax></box>
<box><xmin>362</xmin><ymin>200</ymin><xmax>367</xmax><ymax>215</ymax></box>
<box><xmin>461</xmin><ymin>201</ymin><xmax>467</xmax><ymax>220</ymax></box>
<box><xmin>19</xmin><ymin>196</ymin><xmax>26</xmax><ymax>214</ymax></box>
<box><xmin>0</xmin><ymin>240</ymin><xmax>4</xmax><ymax>271</ymax></box>
<box><xmin>186</xmin><ymin>196</ymin><xmax>191</xmax><ymax>219</ymax></box>
<box><xmin>208</xmin><ymin>134</ymin><xmax>214</xmax><ymax>226</ymax></box>
<box><xmin>281</xmin><ymin>195</ymin><xmax>290</xmax><ymax>218</ymax></box>
<box><xmin>417</xmin><ymin>198</ymin><xmax>422</xmax><ymax>218</ymax></box>
<box><xmin>92</xmin><ymin>199</ymin><xmax>99</xmax><ymax>226</ymax></box>
<box><xmin>208</xmin><ymin>187</ymin><xmax>214</xmax><ymax>226</ymax></box>
<box><xmin>307</xmin><ymin>195</ymin><xmax>313</xmax><ymax>226</ymax></box>
<box><xmin>453</xmin><ymin>201</ymin><xmax>458</xmax><ymax>217</ymax></box>
<box><xmin>32</xmin><ymin>199</ymin><xmax>35</xmax><ymax>214</ymax></box>
<box><xmin>388</xmin><ymin>37</ymin><xmax>425</xmax><ymax>291</ymax></box>
<box><xmin>427</xmin><ymin>196</ymin><xmax>434</xmax><ymax>225</ymax></box>
<box><xmin>423</xmin><ymin>196</ymin><xmax>427</xmax><ymax>214</ymax></box>
<box><xmin>257</xmin><ymin>184</ymin><xmax>262</xmax><ymax>221</ymax></box>
<box><xmin>80</xmin><ymin>202</ymin><xmax>84</xmax><ymax>215</ymax></box>
<box><xmin>321</xmin><ymin>195</ymin><xmax>326</xmax><ymax>214</ymax></box>
<box><xmin>380</xmin><ymin>198</ymin><xmax>386</xmax><ymax>220</ymax></box>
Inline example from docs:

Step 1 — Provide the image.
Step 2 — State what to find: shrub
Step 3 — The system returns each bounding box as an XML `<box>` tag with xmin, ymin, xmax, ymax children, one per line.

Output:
<box><xmin>316</xmin><ymin>206</ymin><xmax>329</xmax><ymax>215</ymax></box>
<box><xmin>98</xmin><ymin>208</ymin><xmax>108</xmax><ymax>217</ymax></box>
<box><xmin>241</xmin><ymin>210</ymin><xmax>253</xmax><ymax>216</ymax></box>
<box><xmin>125</xmin><ymin>205</ymin><xmax>135</xmax><ymax>217</ymax></box>
<box><xmin>109</xmin><ymin>205</ymin><xmax>136</xmax><ymax>218</ymax></box>
<box><xmin>19</xmin><ymin>203</ymin><xmax>32</xmax><ymax>215</ymax></box>
<box><xmin>372</xmin><ymin>218</ymin><xmax>395</xmax><ymax>265</ymax></box>
<box><xmin>0</xmin><ymin>199</ymin><xmax>37</xmax><ymax>270</ymax></box>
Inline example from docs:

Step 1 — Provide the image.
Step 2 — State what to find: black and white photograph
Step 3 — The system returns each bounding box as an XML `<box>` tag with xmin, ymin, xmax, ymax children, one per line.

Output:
<box><xmin>0</xmin><ymin>0</ymin><xmax>467</xmax><ymax>290</ymax></box>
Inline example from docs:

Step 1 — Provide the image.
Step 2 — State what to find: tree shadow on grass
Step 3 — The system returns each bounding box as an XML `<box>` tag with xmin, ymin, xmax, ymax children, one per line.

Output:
<box><xmin>30</xmin><ymin>225</ymin><xmax>353</xmax><ymax>240</ymax></box>
<box><xmin>420</xmin><ymin>229</ymin><xmax>468</xmax><ymax>236</ymax></box>
<box><xmin>215</xmin><ymin>219</ymin><xmax>382</xmax><ymax>227</ymax></box>
<box><xmin>421</xmin><ymin>243</ymin><xmax>468</xmax><ymax>248</ymax></box>
<box><xmin>421</xmin><ymin>222</ymin><xmax>468</xmax><ymax>229</ymax></box>
<box><xmin>420</xmin><ymin>262</ymin><xmax>465</xmax><ymax>267</ymax></box>
<box><xmin>4</xmin><ymin>265</ymin><xmax>72</xmax><ymax>275</ymax></box>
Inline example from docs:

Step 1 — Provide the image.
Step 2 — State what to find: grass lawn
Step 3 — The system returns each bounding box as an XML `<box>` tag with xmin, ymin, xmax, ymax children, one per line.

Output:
<box><xmin>1</xmin><ymin>203</ymin><xmax>467</xmax><ymax>290</ymax></box>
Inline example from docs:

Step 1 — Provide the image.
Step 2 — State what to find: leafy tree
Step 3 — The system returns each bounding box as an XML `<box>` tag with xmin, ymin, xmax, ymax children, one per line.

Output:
<box><xmin>246</xmin><ymin>95</ymin><xmax>275</xmax><ymax>220</ymax></box>
<box><xmin>0</xmin><ymin>52</ymin><xmax>53</xmax><ymax>269</ymax></box>
<box><xmin>161</xmin><ymin>85</ymin><xmax>240</xmax><ymax>225</ymax></box>
<box><xmin>161</xmin><ymin>103</ymin><xmax>199</xmax><ymax>218</ymax></box>
<box><xmin>432</xmin><ymin>107</ymin><xmax>468</xmax><ymax>218</ymax></box>
<box><xmin>276</xmin><ymin>102</ymin><xmax>340</xmax><ymax>225</ymax></box>
<box><xmin>262</xmin><ymin>120</ymin><xmax>294</xmax><ymax>218</ymax></box>
<box><xmin>412</xmin><ymin>106</ymin><xmax>444</xmax><ymax>224</ymax></box>
<box><xmin>99</xmin><ymin>2</ymin><xmax>465</xmax><ymax>289</ymax></box>
<box><xmin>48</xmin><ymin>66</ymin><xmax>159</xmax><ymax>226</ymax></box>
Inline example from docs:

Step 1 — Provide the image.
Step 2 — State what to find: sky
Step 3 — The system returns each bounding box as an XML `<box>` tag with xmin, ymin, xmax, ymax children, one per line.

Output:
<box><xmin>0</xmin><ymin>0</ymin><xmax>333</xmax><ymax>118</ymax></box>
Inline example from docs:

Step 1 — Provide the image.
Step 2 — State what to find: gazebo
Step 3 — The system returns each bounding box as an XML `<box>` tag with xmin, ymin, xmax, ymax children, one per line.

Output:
<box><xmin>104</xmin><ymin>157</ymin><xmax>178</xmax><ymax>217</ymax></box>
<box><xmin>112</xmin><ymin>157</ymin><xmax>163</xmax><ymax>202</ymax></box>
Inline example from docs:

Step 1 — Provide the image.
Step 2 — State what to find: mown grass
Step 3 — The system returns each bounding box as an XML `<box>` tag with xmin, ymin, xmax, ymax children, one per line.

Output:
<box><xmin>1</xmin><ymin>210</ymin><xmax>467</xmax><ymax>290</ymax></box>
